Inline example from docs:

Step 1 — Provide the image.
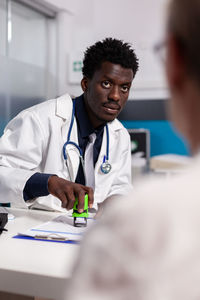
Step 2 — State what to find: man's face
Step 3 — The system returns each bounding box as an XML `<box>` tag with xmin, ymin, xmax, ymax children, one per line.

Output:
<box><xmin>81</xmin><ymin>61</ymin><xmax>134</xmax><ymax>128</ymax></box>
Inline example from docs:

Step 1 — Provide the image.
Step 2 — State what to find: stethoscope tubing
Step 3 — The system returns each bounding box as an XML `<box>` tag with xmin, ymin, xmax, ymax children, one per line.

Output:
<box><xmin>63</xmin><ymin>99</ymin><xmax>110</xmax><ymax>177</ymax></box>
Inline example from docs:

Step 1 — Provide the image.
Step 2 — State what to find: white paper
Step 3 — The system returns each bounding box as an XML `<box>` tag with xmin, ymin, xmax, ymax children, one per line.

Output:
<box><xmin>18</xmin><ymin>214</ymin><xmax>95</xmax><ymax>241</ymax></box>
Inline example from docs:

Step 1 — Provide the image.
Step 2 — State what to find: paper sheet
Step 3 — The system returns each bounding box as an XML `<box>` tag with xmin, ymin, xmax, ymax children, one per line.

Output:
<box><xmin>18</xmin><ymin>214</ymin><xmax>95</xmax><ymax>241</ymax></box>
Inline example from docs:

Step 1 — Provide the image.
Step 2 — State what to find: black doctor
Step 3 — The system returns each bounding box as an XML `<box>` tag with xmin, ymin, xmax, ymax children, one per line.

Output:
<box><xmin>41</xmin><ymin>38</ymin><xmax>138</xmax><ymax>213</ymax></box>
<box><xmin>0</xmin><ymin>38</ymin><xmax>139</xmax><ymax>213</ymax></box>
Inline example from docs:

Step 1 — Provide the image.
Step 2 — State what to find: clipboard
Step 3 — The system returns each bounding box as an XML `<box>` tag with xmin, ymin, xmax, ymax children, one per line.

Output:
<box><xmin>13</xmin><ymin>214</ymin><xmax>95</xmax><ymax>244</ymax></box>
<box><xmin>13</xmin><ymin>234</ymin><xmax>78</xmax><ymax>244</ymax></box>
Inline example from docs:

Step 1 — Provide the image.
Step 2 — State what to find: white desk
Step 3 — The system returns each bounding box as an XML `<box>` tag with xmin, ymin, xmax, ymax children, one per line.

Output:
<box><xmin>0</xmin><ymin>208</ymin><xmax>80</xmax><ymax>300</ymax></box>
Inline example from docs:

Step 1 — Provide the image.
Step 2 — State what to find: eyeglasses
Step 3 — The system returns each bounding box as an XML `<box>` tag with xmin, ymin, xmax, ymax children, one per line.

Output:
<box><xmin>154</xmin><ymin>41</ymin><xmax>167</xmax><ymax>63</ymax></box>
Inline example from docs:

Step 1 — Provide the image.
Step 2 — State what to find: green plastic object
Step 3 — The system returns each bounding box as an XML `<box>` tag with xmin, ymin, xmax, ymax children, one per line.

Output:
<box><xmin>72</xmin><ymin>194</ymin><xmax>89</xmax><ymax>218</ymax></box>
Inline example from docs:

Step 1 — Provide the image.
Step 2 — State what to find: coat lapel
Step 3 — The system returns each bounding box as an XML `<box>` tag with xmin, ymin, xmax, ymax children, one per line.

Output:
<box><xmin>56</xmin><ymin>94</ymin><xmax>80</xmax><ymax>181</ymax></box>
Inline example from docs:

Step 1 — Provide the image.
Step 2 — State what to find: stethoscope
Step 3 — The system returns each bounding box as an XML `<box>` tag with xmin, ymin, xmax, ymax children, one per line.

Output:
<box><xmin>62</xmin><ymin>100</ymin><xmax>112</xmax><ymax>182</ymax></box>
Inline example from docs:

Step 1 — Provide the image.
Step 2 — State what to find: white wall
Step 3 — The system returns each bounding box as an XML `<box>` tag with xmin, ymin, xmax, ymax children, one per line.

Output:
<box><xmin>45</xmin><ymin>0</ymin><xmax>169</xmax><ymax>99</ymax></box>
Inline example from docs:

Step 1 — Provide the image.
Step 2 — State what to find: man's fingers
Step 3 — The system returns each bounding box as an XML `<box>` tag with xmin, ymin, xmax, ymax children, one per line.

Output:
<box><xmin>65</xmin><ymin>191</ymin><xmax>76</xmax><ymax>211</ymax></box>
<box><xmin>77</xmin><ymin>190</ymin><xmax>86</xmax><ymax>213</ymax></box>
<box><xmin>85</xmin><ymin>187</ymin><xmax>94</xmax><ymax>208</ymax></box>
<box><xmin>56</xmin><ymin>191</ymin><xmax>68</xmax><ymax>208</ymax></box>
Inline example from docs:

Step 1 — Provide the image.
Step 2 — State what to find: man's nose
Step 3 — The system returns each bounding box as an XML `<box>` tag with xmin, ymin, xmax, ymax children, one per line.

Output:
<box><xmin>108</xmin><ymin>86</ymin><xmax>120</xmax><ymax>101</ymax></box>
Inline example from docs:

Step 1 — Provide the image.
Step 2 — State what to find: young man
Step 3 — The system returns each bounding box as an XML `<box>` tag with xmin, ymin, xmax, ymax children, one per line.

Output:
<box><xmin>0</xmin><ymin>38</ymin><xmax>139</xmax><ymax>212</ymax></box>
<box><xmin>66</xmin><ymin>0</ymin><xmax>200</xmax><ymax>299</ymax></box>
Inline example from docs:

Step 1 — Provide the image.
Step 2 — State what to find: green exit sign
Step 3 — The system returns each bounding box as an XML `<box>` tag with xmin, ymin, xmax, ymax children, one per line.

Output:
<box><xmin>73</xmin><ymin>61</ymin><xmax>82</xmax><ymax>72</ymax></box>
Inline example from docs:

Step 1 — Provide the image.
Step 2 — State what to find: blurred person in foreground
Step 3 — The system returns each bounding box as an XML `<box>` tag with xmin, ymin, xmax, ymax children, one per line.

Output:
<box><xmin>66</xmin><ymin>0</ymin><xmax>200</xmax><ymax>299</ymax></box>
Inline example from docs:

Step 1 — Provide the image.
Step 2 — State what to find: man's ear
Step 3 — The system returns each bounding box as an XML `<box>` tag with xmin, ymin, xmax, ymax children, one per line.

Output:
<box><xmin>81</xmin><ymin>77</ymin><xmax>88</xmax><ymax>92</ymax></box>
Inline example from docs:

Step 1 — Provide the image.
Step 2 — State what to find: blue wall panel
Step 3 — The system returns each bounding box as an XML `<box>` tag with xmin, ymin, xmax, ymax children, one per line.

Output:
<box><xmin>122</xmin><ymin>120</ymin><xmax>190</xmax><ymax>157</ymax></box>
<box><xmin>0</xmin><ymin>121</ymin><xmax>6</xmax><ymax>136</ymax></box>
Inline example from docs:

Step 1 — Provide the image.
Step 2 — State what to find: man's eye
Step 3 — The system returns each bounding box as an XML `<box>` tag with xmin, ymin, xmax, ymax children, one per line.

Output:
<box><xmin>121</xmin><ymin>86</ymin><xmax>129</xmax><ymax>93</ymax></box>
<box><xmin>102</xmin><ymin>81</ymin><xmax>111</xmax><ymax>88</ymax></box>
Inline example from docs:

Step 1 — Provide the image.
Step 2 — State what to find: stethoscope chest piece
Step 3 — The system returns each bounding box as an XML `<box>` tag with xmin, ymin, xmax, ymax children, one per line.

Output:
<box><xmin>100</xmin><ymin>161</ymin><xmax>112</xmax><ymax>174</ymax></box>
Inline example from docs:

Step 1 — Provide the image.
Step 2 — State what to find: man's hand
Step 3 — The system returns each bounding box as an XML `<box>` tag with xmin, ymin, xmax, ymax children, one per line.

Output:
<box><xmin>48</xmin><ymin>175</ymin><xmax>94</xmax><ymax>212</ymax></box>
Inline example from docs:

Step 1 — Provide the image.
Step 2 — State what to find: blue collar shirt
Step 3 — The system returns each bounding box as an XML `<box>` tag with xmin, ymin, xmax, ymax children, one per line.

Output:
<box><xmin>75</xmin><ymin>94</ymin><xmax>105</xmax><ymax>185</ymax></box>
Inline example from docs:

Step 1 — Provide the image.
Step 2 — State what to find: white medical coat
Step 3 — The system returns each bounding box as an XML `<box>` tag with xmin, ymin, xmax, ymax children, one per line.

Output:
<box><xmin>0</xmin><ymin>94</ymin><xmax>132</xmax><ymax>211</ymax></box>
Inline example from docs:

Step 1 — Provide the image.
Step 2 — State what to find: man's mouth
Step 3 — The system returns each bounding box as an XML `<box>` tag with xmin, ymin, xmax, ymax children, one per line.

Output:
<box><xmin>102</xmin><ymin>103</ymin><xmax>121</xmax><ymax>114</ymax></box>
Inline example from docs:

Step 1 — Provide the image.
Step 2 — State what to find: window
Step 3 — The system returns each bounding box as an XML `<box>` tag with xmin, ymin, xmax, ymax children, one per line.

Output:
<box><xmin>0</xmin><ymin>0</ymin><xmax>58</xmax><ymax>133</ymax></box>
<box><xmin>0</xmin><ymin>0</ymin><xmax>7</xmax><ymax>56</ymax></box>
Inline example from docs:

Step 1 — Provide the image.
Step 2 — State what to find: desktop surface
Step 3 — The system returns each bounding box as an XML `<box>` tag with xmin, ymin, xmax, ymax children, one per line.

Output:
<box><xmin>0</xmin><ymin>208</ymin><xmax>80</xmax><ymax>300</ymax></box>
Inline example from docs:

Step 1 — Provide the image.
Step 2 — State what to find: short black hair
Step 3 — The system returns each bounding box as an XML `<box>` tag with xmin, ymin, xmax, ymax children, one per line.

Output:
<box><xmin>82</xmin><ymin>37</ymin><xmax>139</xmax><ymax>79</ymax></box>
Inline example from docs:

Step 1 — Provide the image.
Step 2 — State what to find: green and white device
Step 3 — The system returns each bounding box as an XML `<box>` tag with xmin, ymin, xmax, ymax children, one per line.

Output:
<box><xmin>72</xmin><ymin>194</ymin><xmax>88</xmax><ymax>227</ymax></box>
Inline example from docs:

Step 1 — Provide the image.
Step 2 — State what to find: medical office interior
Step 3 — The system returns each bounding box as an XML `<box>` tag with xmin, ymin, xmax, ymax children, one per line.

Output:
<box><xmin>0</xmin><ymin>0</ymin><xmax>190</xmax><ymax>182</ymax></box>
<box><xmin>0</xmin><ymin>0</ymin><xmax>191</xmax><ymax>299</ymax></box>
